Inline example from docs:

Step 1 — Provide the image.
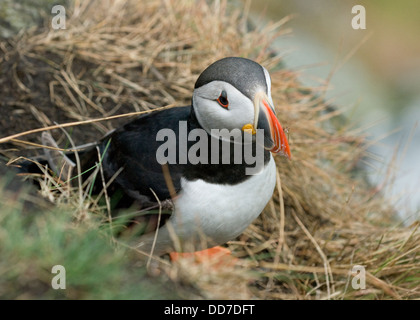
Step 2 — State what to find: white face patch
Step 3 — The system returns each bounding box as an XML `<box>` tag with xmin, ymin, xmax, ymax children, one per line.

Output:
<box><xmin>192</xmin><ymin>81</ymin><xmax>255</xmax><ymax>137</ymax></box>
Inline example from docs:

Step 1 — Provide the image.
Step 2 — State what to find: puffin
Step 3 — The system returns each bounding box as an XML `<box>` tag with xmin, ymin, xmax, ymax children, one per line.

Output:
<box><xmin>20</xmin><ymin>57</ymin><xmax>291</xmax><ymax>257</ymax></box>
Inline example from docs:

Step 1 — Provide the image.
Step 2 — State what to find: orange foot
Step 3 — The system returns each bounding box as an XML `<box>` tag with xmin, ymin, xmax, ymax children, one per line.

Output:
<box><xmin>169</xmin><ymin>246</ymin><xmax>237</xmax><ymax>268</ymax></box>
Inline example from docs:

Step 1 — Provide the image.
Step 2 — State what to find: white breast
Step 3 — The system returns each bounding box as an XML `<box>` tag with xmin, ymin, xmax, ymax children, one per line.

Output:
<box><xmin>169</xmin><ymin>155</ymin><xmax>277</xmax><ymax>247</ymax></box>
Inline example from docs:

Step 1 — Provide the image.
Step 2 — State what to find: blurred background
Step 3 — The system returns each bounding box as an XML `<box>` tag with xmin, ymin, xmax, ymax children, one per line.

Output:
<box><xmin>1</xmin><ymin>0</ymin><xmax>418</xmax><ymax>223</ymax></box>
<box><xmin>244</xmin><ymin>0</ymin><xmax>420</xmax><ymax>223</ymax></box>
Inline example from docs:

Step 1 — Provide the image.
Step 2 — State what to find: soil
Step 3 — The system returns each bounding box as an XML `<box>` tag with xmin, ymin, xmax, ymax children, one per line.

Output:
<box><xmin>0</xmin><ymin>47</ymin><xmax>143</xmax><ymax>160</ymax></box>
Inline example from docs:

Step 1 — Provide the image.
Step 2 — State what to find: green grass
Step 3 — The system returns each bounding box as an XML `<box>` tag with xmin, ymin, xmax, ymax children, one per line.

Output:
<box><xmin>0</xmin><ymin>172</ymin><xmax>177</xmax><ymax>299</ymax></box>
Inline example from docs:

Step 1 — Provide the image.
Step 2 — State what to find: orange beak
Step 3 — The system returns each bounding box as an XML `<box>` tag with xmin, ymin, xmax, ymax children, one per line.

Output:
<box><xmin>254</xmin><ymin>92</ymin><xmax>291</xmax><ymax>159</ymax></box>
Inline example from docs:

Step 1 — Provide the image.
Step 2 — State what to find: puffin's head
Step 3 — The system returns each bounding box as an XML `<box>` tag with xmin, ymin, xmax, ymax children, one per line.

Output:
<box><xmin>192</xmin><ymin>57</ymin><xmax>291</xmax><ymax>158</ymax></box>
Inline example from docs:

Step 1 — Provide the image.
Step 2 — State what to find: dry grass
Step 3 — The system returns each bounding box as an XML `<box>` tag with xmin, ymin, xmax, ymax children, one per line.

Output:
<box><xmin>0</xmin><ymin>0</ymin><xmax>418</xmax><ymax>299</ymax></box>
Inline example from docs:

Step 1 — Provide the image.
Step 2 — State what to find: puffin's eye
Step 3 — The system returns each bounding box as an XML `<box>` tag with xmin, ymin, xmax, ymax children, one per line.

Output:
<box><xmin>217</xmin><ymin>90</ymin><xmax>229</xmax><ymax>108</ymax></box>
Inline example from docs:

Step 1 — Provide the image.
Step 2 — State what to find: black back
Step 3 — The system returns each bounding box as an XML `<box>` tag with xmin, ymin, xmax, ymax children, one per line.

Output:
<box><xmin>98</xmin><ymin>106</ymin><xmax>270</xmax><ymax>203</ymax></box>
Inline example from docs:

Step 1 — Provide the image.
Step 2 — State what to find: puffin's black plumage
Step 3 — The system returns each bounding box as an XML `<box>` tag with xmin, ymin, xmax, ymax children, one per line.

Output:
<box><xmin>195</xmin><ymin>57</ymin><xmax>268</xmax><ymax>101</ymax></box>
<box><xmin>95</xmin><ymin>105</ymin><xmax>270</xmax><ymax>205</ymax></box>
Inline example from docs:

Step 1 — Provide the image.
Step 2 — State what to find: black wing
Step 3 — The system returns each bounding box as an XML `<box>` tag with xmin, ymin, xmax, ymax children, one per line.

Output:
<box><xmin>99</xmin><ymin>106</ymin><xmax>192</xmax><ymax>203</ymax></box>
